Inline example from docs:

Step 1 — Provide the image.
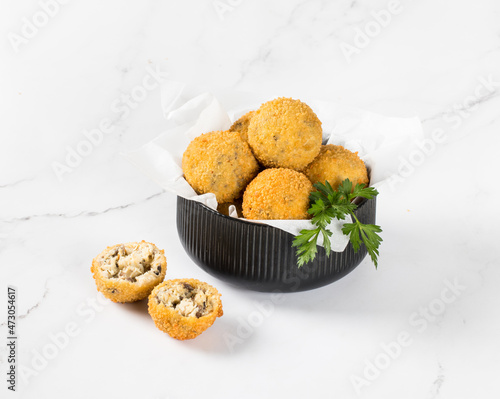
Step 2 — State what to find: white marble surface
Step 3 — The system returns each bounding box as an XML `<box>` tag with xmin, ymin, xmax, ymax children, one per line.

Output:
<box><xmin>1</xmin><ymin>0</ymin><xmax>500</xmax><ymax>398</ymax></box>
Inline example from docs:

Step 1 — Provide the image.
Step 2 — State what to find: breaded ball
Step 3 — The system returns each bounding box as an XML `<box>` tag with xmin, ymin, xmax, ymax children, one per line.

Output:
<box><xmin>247</xmin><ymin>98</ymin><xmax>322</xmax><ymax>171</ymax></box>
<box><xmin>230</xmin><ymin>110</ymin><xmax>255</xmax><ymax>142</ymax></box>
<box><xmin>242</xmin><ymin>168</ymin><xmax>313</xmax><ymax>220</ymax></box>
<box><xmin>304</xmin><ymin>145</ymin><xmax>369</xmax><ymax>190</ymax></box>
<box><xmin>148</xmin><ymin>279</ymin><xmax>223</xmax><ymax>340</ymax></box>
<box><xmin>91</xmin><ymin>241</ymin><xmax>167</xmax><ymax>303</ymax></box>
<box><xmin>182</xmin><ymin>130</ymin><xmax>259</xmax><ymax>203</ymax></box>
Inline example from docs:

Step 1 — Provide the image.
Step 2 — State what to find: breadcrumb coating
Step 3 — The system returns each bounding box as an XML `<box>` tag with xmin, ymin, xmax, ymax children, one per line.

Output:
<box><xmin>247</xmin><ymin>98</ymin><xmax>322</xmax><ymax>171</ymax></box>
<box><xmin>230</xmin><ymin>110</ymin><xmax>255</xmax><ymax>142</ymax></box>
<box><xmin>242</xmin><ymin>168</ymin><xmax>313</xmax><ymax>220</ymax></box>
<box><xmin>182</xmin><ymin>130</ymin><xmax>259</xmax><ymax>203</ymax></box>
<box><xmin>148</xmin><ymin>279</ymin><xmax>223</xmax><ymax>340</ymax></box>
<box><xmin>91</xmin><ymin>241</ymin><xmax>167</xmax><ymax>303</ymax></box>
<box><xmin>304</xmin><ymin>145</ymin><xmax>369</xmax><ymax>190</ymax></box>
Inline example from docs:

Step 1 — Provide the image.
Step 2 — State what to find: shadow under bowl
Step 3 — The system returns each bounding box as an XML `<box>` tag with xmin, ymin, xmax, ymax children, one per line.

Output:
<box><xmin>176</xmin><ymin>196</ymin><xmax>376</xmax><ymax>292</ymax></box>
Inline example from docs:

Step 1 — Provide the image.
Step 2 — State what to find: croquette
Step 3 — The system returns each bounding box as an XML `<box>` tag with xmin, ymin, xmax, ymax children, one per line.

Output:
<box><xmin>247</xmin><ymin>98</ymin><xmax>322</xmax><ymax>171</ymax></box>
<box><xmin>242</xmin><ymin>168</ymin><xmax>313</xmax><ymax>220</ymax></box>
<box><xmin>91</xmin><ymin>241</ymin><xmax>167</xmax><ymax>303</ymax></box>
<box><xmin>148</xmin><ymin>279</ymin><xmax>223</xmax><ymax>340</ymax></box>
<box><xmin>304</xmin><ymin>144</ymin><xmax>369</xmax><ymax>190</ymax></box>
<box><xmin>229</xmin><ymin>110</ymin><xmax>255</xmax><ymax>142</ymax></box>
<box><xmin>182</xmin><ymin>130</ymin><xmax>259</xmax><ymax>203</ymax></box>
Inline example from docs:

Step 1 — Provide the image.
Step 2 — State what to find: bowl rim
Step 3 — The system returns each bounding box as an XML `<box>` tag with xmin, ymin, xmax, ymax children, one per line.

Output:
<box><xmin>180</xmin><ymin>195</ymin><xmax>370</xmax><ymax>228</ymax></box>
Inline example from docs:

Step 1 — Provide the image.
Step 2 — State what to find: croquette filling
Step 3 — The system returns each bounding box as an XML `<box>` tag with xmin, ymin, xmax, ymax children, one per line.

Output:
<box><xmin>156</xmin><ymin>282</ymin><xmax>213</xmax><ymax>318</ymax></box>
<box><xmin>97</xmin><ymin>242</ymin><xmax>163</xmax><ymax>284</ymax></box>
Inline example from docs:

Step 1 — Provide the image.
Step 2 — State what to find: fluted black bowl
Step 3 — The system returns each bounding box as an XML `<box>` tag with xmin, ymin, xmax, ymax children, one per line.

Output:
<box><xmin>176</xmin><ymin>196</ymin><xmax>376</xmax><ymax>292</ymax></box>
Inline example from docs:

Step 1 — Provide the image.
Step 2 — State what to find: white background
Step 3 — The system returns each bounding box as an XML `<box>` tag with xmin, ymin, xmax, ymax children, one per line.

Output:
<box><xmin>1</xmin><ymin>1</ymin><xmax>499</xmax><ymax>398</ymax></box>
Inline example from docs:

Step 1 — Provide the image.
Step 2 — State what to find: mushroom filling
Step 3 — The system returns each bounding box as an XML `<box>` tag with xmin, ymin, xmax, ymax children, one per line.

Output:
<box><xmin>97</xmin><ymin>242</ymin><xmax>163</xmax><ymax>284</ymax></box>
<box><xmin>156</xmin><ymin>282</ymin><xmax>213</xmax><ymax>318</ymax></box>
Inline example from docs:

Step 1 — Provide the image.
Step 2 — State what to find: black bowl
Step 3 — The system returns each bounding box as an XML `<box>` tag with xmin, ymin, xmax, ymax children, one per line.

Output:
<box><xmin>176</xmin><ymin>196</ymin><xmax>376</xmax><ymax>292</ymax></box>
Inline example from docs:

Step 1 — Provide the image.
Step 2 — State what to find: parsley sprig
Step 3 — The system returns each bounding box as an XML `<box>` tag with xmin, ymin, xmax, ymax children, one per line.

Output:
<box><xmin>292</xmin><ymin>179</ymin><xmax>382</xmax><ymax>268</ymax></box>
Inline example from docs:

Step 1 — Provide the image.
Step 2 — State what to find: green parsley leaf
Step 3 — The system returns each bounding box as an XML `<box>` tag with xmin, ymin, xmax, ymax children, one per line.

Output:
<box><xmin>350</xmin><ymin>184</ymin><xmax>379</xmax><ymax>202</ymax></box>
<box><xmin>294</xmin><ymin>178</ymin><xmax>383</xmax><ymax>268</ymax></box>
<box><xmin>292</xmin><ymin>229</ymin><xmax>320</xmax><ymax>267</ymax></box>
<box><xmin>342</xmin><ymin>216</ymin><xmax>383</xmax><ymax>268</ymax></box>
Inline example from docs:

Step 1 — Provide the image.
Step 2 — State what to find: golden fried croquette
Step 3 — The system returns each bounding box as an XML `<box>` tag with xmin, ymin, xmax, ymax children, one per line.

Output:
<box><xmin>91</xmin><ymin>241</ymin><xmax>167</xmax><ymax>303</ymax></box>
<box><xmin>148</xmin><ymin>279</ymin><xmax>223</xmax><ymax>340</ymax></box>
<box><xmin>247</xmin><ymin>98</ymin><xmax>322</xmax><ymax>171</ymax></box>
<box><xmin>242</xmin><ymin>168</ymin><xmax>313</xmax><ymax>220</ymax></box>
<box><xmin>230</xmin><ymin>110</ymin><xmax>255</xmax><ymax>142</ymax></box>
<box><xmin>182</xmin><ymin>130</ymin><xmax>259</xmax><ymax>203</ymax></box>
<box><xmin>304</xmin><ymin>144</ymin><xmax>369</xmax><ymax>190</ymax></box>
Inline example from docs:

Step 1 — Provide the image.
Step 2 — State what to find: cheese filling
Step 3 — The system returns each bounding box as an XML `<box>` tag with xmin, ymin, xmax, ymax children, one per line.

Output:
<box><xmin>97</xmin><ymin>242</ymin><xmax>163</xmax><ymax>284</ymax></box>
<box><xmin>156</xmin><ymin>282</ymin><xmax>213</xmax><ymax>318</ymax></box>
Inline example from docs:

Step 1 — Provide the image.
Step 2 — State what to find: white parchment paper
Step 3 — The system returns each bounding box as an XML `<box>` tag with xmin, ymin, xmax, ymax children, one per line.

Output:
<box><xmin>124</xmin><ymin>80</ymin><xmax>424</xmax><ymax>252</ymax></box>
